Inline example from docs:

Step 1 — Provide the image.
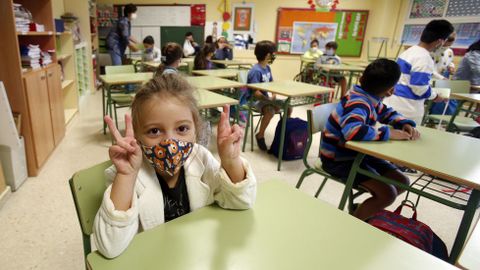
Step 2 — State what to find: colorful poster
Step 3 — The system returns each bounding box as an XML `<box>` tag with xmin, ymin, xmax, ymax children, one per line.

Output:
<box><xmin>409</xmin><ymin>0</ymin><xmax>445</xmax><ymax>19</ymax></box>
<box><xmin>452</xmin><ymin>23</ymin><xmax>480</xmax><ymax>47</ymax></box>
<box><xmin>401</xmin><ymin>24</ymin><xmax>425</xmax><ymax>46</ymax></box>
<box><xmin>290</xmin><ymin>22</ymin><xmax>338</xmax><ymax>54</ymax></box>
<box><xmin>233</xmin><ymin>7</ymin><xmax>252</xmax><ymax>31</ymax></box>
<box><xmin>446</xmin><ymin>0</ymin><xmax>480</xmax><ymax>17</ymax></box>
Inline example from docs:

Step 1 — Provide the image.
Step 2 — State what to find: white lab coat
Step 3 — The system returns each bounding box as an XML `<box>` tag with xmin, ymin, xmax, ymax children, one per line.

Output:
<box><xmin>93</xmin><ymin>144</ymin><xmax>257</xmax><ymax>258</ymax></box>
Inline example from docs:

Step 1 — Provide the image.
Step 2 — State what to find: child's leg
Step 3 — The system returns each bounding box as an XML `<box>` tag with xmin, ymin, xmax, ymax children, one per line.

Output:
<box><xmin>353</xmin><ymin>169</ymin><xmax>410</xmax><ymax>220</ymax></box>
<box><xmin>339</xmin><ymin>77</ymin><xmax>347</xmax><ymax>97</ymax></box>
<box><xmin>256</xmin><ymin>105</ymin><xmax>275</xmax><ymax>139</ymax></box>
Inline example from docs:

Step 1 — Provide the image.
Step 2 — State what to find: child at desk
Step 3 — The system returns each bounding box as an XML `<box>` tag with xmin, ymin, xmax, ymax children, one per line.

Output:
<box><xmin>94</xmin><ymin>74</ymin><xmax>257</xmax><ymax>258</ymax></box>
<box><xmin>194</xmin><ymin>43</ymin><xmax>216</xmax><ymax>70</ymax></box>
<box><xmin>383</xmin><ymin>19</ymin><xmax>454</xmax><ymax>125</ymax></box>
<box><xmin>320</xmin><ymin>59</ymin><xmax>420</xmax><ymax>221</ymax></box>
<box><xmin>247</xmin><ymin>40</ymin><xmax>292</xmax><ymax>151</ymax></box>
<box><xmin>316</xmin><ymin>41</ymin><xmax>348</xmax><ymax>97</ymax></box>
<box><xmin>302</xmin><ymin>39</ymin><xmax>323</xmax><ymax>60</ymax></box>
<box><xmin>141</xmin><ymin>35</ymin><xmax>161</xmax><ymax>62</ymax></box>
<box><xmin>214</xmin><ymin>36</ymin><xmax>233</xmax><ymax>68</ymax></box>
<box><xmin>155</xmin><ymin>42</ymin><xmax>183</xmax><ymax>76</ymax></box>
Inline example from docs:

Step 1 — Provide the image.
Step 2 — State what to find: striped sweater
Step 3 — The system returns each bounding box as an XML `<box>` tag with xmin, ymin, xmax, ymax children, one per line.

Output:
<box><xmin>320</xmin><ymin>85</ymin><xmax>416</xmax><ymax>161</ymax></box>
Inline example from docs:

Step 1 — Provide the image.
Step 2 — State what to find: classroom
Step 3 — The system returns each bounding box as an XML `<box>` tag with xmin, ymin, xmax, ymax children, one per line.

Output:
<box><xmin>0</xmin><ymin>0</ymin><xmax>479</xmax><ymax>269</ymax></box>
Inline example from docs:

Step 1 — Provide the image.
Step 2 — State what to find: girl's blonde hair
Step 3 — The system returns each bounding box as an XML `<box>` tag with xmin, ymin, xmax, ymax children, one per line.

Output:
<box><xmin>131</xmin><ymin>74</ymin><xmax>202</xmax><ymax>139</ymax></box>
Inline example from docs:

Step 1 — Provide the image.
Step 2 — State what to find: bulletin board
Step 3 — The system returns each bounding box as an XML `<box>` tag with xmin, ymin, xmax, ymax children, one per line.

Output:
<box><xmin>275</xmin><ymin>8</ymin><xmax>369</xmax><ymax>57</ymax></box>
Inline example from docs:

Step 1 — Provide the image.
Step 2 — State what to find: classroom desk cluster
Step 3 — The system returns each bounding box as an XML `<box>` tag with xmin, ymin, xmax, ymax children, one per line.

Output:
<box><xmin>94</xmin><ymin>56</ymin><xmax>480</xmax><ymax>269</ymax></box>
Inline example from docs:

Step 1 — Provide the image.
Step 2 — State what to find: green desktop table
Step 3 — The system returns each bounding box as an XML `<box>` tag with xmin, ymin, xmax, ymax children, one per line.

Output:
<box><xmin>340</xmin><ymin>126</ymin><xmax>480</xmax><ymax>263</ymax></box>
<box><xmin>87</xmin><ymin>181</ymin><xmax>457</xmax><ymax>270</ymax></box>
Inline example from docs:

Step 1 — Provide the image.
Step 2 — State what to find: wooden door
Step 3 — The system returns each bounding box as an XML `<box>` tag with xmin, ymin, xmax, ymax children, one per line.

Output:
<box><xmin>23</xmin><ymin>69</ymin><xmax>55</xmax><ymax>168</ymax></box>
<box><xmin>46</xmin><ymin>64</ymin><xmax>66</xmax><ymax>145</ymax></box>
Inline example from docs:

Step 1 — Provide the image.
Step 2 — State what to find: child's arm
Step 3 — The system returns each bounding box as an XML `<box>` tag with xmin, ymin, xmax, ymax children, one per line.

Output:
<box><xmin>401</xmin><ymin>58</ymin><xmax>436</xmax><ymax>100</ymax></box>
<box><xmin>340</xmin><ymin>101</ymin><xmax>409</xmax><ymax>141</ymax></box>
<box><xmin>105</xmin><ymin>114</ymin><xmax>143</xmax><ymax>210</ymax></box>
<box><xmin>217</xmin><ymin>105</ymin><xmax>245</xmax><ymax>182</ymax></box>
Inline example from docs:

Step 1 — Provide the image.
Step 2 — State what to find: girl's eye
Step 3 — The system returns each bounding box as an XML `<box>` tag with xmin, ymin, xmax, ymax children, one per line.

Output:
<box><xmin>177</xmin><ymin>125</ymin><xmax>190</xmax><ymax>134</ymax></box>
<box><xmin>148</xmin><ymin>128</ymin><xmax>161</xmax><ymax>136</ymax></box>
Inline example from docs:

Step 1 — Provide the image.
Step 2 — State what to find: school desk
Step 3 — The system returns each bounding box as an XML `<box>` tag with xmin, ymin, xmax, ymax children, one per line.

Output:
<box><xmin>210</xmin><ymin>59</ymin><xmax>256</xmax><ymax>69</ymax></box>
<box><xmin>142</xmin><ymin>61</ymin><xmax>188</xmax><ymax>69</ymax></box>
<box><xmin>457</xmin><ymin>218</ymin><xmax>480</xmax><ymax>269</ymax></box>
<box><xmin>338</xmin><ymin>126</ymin><xmax>480</xmax><ymax>263</ymax></box>
<box><xmin>196</xmin><ymin>89</ymin><xmax>238</xmax><ymax>109</ymax></box>
<box><xmin>191</xmin><ymin>69</ymin><xmax>240</xmax><ymax>79</ymax></box>
<box><xmin>344</xmin><ymin>61</ymin><xmax>370</xmax><ymax>68</ymax></box>
<box><xmin>316</xmin><ymin>63</ymin><xmax>365</xmax><ymax>93</ymax></box>
<box><xmin>185</xmin><ymin>75</ymin><xmax>245</xmax><ymax>91</ymax></box>
<box><xmin>86</xmin><ymin>180</ymin><xmax>457</xmax><ymax>270</ymax></box>
<box><xmin>446</xmin><ymin>93</ymin><xmax>480</xmax><ymax>132</ymax></box>
<box><xmin>99</xmin><ymin>72</ymin><xmax>153</xmax><ymax>134</ymax></box>
<box><xmin>247</xmin><ymin>81</ymin><xmax>334</xmax><ymax>171</ymax></box>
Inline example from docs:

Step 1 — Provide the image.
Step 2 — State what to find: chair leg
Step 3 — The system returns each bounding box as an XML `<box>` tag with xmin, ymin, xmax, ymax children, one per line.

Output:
<box><xmin>114</xmin><ymin>104</ymin><xmax>119</xmax><ymax>129</ymax></box>
<box><xmin>296</xmin><ymin>169</ymin><xmax>312</xmax><ymax>189</ymax></box>
<box><xmin>250</xmin><ymin>109</ymin><xmax>254</xmax><ymax>152</ymax></box>
<box><xmin>242</xmin><ymin>107</ymin><xmax>251</xmax><ymax>152</ymax></box>
<box><xmin>254</xmin><ymin>115</ymin><xmax>263</xmax><ymax>133</ymax></box>
<box><xmin>314</xmin><ymin>177</ymin><xmax>329</xmax><ymax>198</ymax></box>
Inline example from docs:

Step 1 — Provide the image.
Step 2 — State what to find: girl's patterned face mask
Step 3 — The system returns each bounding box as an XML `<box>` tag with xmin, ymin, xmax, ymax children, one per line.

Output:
<box><xmin>141</xmin><ymin>138</ymin><xmax>193</xmax><ymax>176</ymax></box>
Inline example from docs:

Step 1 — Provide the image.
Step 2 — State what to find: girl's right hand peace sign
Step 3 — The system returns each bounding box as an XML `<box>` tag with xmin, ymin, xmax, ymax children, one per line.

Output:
<box><xmin>105</xmin><ymin>114</ymin><xmax>143</xmax><ymax>176</ymax></box>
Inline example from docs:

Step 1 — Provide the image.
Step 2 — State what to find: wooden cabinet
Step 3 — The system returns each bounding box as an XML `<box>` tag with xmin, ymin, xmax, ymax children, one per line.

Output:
<box><xmin>22</xmin><ymin>64</ymin><xmax>65</xmax><ymax>168</ymax></box>
<box><xmin>23</xmin><ymin>68</ymin><xmax>55</xmax><ymax>168</ymax></box>
<box><xmin>46</xmin><ymin>64</ymin><xmax>66</xmax><ymax>145</ymax></box>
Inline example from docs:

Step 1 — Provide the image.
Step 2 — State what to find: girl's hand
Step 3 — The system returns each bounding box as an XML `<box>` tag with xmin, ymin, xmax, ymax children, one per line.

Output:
<box><xmin>105</xmin><ymin>114</ymin><xmax>143</xmax><ymax>176</ymax></box>
<box><xmin>217</xmin><ymin>105</ymin><xmax>246</xmax><ymax>183</ymax></box>
<box><xmin>217</xmin><ymin>105</ymin><xmax>243</xmax><ymax>162</ymax></box>
<box><xmin>402</xmin><ymin>124</ymin><xmax>421</xmax><ymax>140</ymax></box>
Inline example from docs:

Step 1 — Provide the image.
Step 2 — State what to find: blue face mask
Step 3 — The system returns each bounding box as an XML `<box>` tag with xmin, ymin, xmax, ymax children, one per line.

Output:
<box><xmin>326</xmin><ymin>48</ymin><xmax>335</xmax><ymax>56</ymax></box>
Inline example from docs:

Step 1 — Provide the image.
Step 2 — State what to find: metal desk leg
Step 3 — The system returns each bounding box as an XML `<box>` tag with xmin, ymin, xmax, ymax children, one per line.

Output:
<box><xmin>338</xmin><ymin>153</ymin><xmax>365</xmax><ymax>210</ymax></box>
<box><xmin>277</xmin><ymin>98</ymin><xmax>291</xmax><ymax>171</ymax></box>
<box><xmin>448</xmin><ymin>189</ymin><xmax>480</xmax><ymax>263</ymax></box>
<box><xmin>102</xmin><ymin>84</ymin><xmax>110</xmax><ymax>134</ymax></box>
<box><xmin>347</xmin><ymin>71</ymin><xmax>354</xmax><ymax>90</ymax></box>
<box><xmin>446</xmin><ymin>100</ymin><xmax>465</xmax><ymax>132</ymax></box>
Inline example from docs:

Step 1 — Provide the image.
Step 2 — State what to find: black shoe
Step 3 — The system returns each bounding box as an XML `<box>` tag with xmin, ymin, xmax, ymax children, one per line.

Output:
<box><xmin>399</xmin><ymin>166</ymin><xmax>417</xmax><ymax>174</ymax></box>
<box><xmin>256</xmin><ymin>135</ymin><xmax>268</xmax><ymax>151</ymax></box>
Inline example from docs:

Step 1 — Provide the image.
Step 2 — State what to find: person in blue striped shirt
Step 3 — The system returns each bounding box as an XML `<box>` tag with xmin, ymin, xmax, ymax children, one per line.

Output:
<box><xmin>383</xmin><ymin>20</ymin><xmax>454</xmax><ymax>124</ymax></box>
<box><xmin>320</xmin><ymin>59</ymin><xmax>420</xmax><ymax>220</ymax></box>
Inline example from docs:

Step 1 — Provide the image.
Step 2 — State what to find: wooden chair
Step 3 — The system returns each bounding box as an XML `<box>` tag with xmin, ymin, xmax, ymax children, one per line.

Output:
<box><xmin>69</xmin><ymin>161</ymin><xmax>112</xmax><ymax>267</ymax></box>
<box><xmin>104</xmin><ymin>65</ymin><xmax>137</xmax><ymax>128</ymax></box>
<box><xmin>424</xmin><ymin>80</ymin><xmax>479</xmax><ymax>132</ymax></box>
<box><xmin>296</xmin><ymin>104</ymin><xmax>365</xmax><ymax>213</ymax></box>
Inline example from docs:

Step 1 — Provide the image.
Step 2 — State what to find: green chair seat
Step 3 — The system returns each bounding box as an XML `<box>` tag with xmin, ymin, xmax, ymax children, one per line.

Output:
<box><xmin>428</xmin><ymin>115</ymin><xmax>479</xmax><ymax>131</ymax></box>
<box><xmin>111</xmin><ymin>93</ymin><xmax>135</xmax><ymax>104</ymax></box>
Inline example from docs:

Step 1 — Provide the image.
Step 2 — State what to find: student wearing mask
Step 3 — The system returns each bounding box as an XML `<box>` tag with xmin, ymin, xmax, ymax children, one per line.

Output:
<box><xmin>302</xmin><ymin>39</ymin><xmax>323</xmax><ymax>60</ymax></box>
<box><xmin>106</xmin><ymin>4</ymin><xmax>139</xmax><ymax>65</ymax></box>
<box><xmin>183</xmin><ymin>32</ymin><xmax>199</xmax><ymax>57</ymax></box>
<box><xmin>317</xmin><ymin>41</ymin><xmax>347</xmax><ymax>96</ymax></box>
<box><xmin>431</xmin><ymin>32</ymin><xmax>456</xmax><ymax>80</ymax></box>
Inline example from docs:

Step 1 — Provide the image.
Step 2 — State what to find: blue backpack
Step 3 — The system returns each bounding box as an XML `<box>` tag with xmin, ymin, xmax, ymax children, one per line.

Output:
<box><xmin>268</xmin><ymin>117</ymin><xmax>308</xmax><ymax>160</ymax></box>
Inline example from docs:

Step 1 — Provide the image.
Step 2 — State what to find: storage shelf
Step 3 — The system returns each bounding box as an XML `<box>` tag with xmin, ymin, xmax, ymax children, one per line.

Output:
<box><xmin>55</xmin><ymin>31</ymin><xmax>72</xmax><ymax>36</ymax></box>
<box><xmin>57</xmin><ymin>54</ymin><xmax>72</xmax><ymax>61</ymax></box>
<box><xmin>21</xmin><ymin>63</ymin><xmax>57</xmax><ymax>75</ymax></box>
<box><xmin>64</xmin><ymin>108</ymin><xmax>78</xmax><ymax>124</ymax></box>
<box><xmin>61</xmin><ymin>80</ymin><xmax>74</xmax><ymax>89</ymax></box>
<box><xmin>17</xmin><ymin>31</ymin><xmax>54</xmax><ymax>36</ymax></box>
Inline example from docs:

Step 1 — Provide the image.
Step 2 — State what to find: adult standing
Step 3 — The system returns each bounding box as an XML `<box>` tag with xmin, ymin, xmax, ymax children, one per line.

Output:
<box><xmin>106</xmin><ymin>3</ymin><xmax>139</xmax><ymax>65</ymax></box>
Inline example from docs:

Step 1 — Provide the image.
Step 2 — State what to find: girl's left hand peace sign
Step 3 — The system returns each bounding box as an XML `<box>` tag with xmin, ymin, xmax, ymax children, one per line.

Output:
<box><xmin>217</xmin><ymin>105</ymin><xmax>244</xmax><ymax>163</ymax></box>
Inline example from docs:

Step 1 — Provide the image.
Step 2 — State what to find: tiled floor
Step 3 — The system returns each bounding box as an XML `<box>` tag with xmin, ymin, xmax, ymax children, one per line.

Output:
<box><xmin>0</xmin><ymin>90</ymin><xmax>470</xmax><ymax>269</ymax></box>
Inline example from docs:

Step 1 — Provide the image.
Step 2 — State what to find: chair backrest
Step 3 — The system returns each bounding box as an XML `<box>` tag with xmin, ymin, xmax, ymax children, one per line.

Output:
<box><xmin>309</xmin><ymin>103</ymin><xmax>338</xmax><ymax>134</ymax></box>
<box><xmin>434</xmin><ymin>80</ymin><xmax>471</xmax><ymax>94</ymax></box>
<box><xmin>105</xmin><ymin>65</ymin><xmax>135</xmax><ymax>75</ymax></box>
<box><xmin>69</xmin><ymin>160</ymin><xmax>112</xmax><ymax>236</ymax></box>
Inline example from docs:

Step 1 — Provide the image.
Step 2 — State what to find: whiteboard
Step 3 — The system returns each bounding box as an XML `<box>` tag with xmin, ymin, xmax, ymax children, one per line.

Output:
<box><xmin>132</xmin><ymin>6</ymin><xmax>191</xmax><ymax>27</ymax></box>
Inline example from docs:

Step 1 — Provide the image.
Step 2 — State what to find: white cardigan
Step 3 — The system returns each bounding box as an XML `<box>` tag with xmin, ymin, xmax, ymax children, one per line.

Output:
<box><xmin>93</xmin><ymin>144</ymin><xmax>257</xmax><ymax>258</ymax></box>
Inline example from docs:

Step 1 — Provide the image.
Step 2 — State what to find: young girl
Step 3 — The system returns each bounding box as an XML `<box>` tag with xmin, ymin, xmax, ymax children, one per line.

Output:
<box><xmin>194</xmin><ymin>43</ymin><xmax>216</xmax><ymax>70</ymax></box>
<box><xmin>94</xmin><ymin>74</ymin><xmax>257</xmax><ymax>258</ymax></box>
<box><xmin>156</xmin><ymin>42</ymin><xmax>183</xmax><ymax>75</ymax></box>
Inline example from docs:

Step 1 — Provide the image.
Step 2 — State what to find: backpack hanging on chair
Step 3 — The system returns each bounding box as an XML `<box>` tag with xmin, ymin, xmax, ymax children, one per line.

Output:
<box><xmin>367</xmin><ymin>200</ymin><xmax>449</xmax><ymax>261</ymax></box>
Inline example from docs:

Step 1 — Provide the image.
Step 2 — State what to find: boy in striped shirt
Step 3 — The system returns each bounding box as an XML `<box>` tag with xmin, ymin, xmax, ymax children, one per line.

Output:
<box><xmin>320</xmin><ymin>59</ymin><xmax>420</xmax><ymax>220</ymax></box>
<box><xmin>383</xmin><ymin>19</ymin><xmax>454</xmax><ymax>124</ymax></box>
